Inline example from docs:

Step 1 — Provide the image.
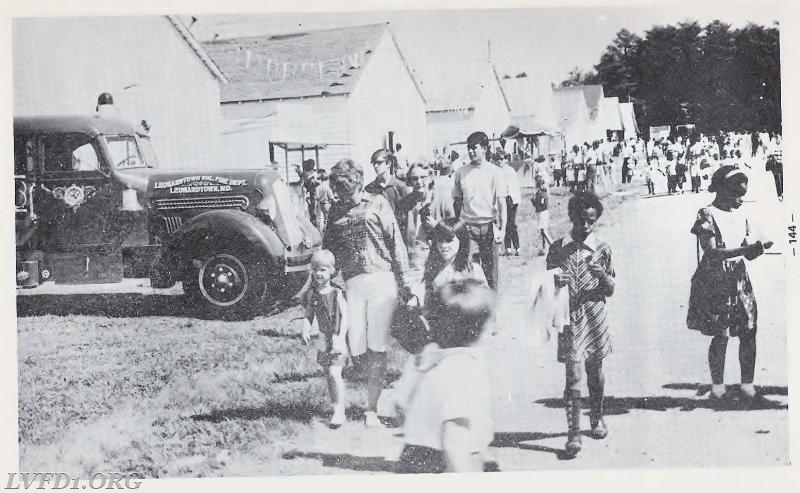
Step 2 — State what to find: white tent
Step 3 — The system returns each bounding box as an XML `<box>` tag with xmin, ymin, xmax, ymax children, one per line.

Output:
<box><xmin>619</xmin><ymin>102</ymin><xmax>639</xmax><ymax>137</ymax></box>
<box><xmin>501</xmin><ymin>75</ymin><xmax>563</xmax><ymax>158</ymax></box>
<box><xmin>501</xmin><ymin>76</ymin><xmax>559</xmax><ymax>132</ymax></box>
<box><xmin>553</xmin><ymin>88</ymin><xmax>595</xmax><ymax>147</ymax></box>
<box><xmin>603</xmin><ymin>97</ymin><xmax>623</xmax><ymax>132</ymax></box>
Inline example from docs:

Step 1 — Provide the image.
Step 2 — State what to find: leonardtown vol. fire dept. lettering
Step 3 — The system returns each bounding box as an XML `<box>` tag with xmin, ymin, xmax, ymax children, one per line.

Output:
<box><xmin>170</xmin><ymin>185</ymin><xmax>232</xmax><ymax>193</ymax></box>
<box><xmin>154</xmin><ymin>175</ymin><xmax>248</xmax><ymax>190</ymax></box>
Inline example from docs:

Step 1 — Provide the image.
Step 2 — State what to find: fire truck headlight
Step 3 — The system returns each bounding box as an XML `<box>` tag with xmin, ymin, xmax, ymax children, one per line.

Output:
<box><xmin>121</xmin><ymin>187</ymin><xmax>143</xmax><ymax>211</ymax></box>
<box><xmin>257</xmin><ymin>194</ymin><xmax>277</xmax><ymax>219</ymax></box>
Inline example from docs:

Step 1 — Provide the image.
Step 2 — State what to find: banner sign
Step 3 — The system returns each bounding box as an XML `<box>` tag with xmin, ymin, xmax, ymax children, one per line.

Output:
<box><xmin>650</xmin><ymin>125</ymin><xmax>671</xmax><ymax>140</ymax></box>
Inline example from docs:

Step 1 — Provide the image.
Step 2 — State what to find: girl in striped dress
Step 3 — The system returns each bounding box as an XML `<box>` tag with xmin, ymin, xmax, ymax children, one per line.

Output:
<box><xmin>546</xmin><ymin>192</ymin><xmax>615</xmax><ymax>458</ymax></box>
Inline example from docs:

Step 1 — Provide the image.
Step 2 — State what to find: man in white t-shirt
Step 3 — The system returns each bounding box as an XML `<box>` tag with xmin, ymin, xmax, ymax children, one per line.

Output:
<box><xmin>453</xmin><ymin>131</ymin><xmax>507</xmax><ymax>289</ymax></box>
<box><xmin>566</xmin><ymin>145</ymin><xmax>583</xmax><ymax>192</ymax></box>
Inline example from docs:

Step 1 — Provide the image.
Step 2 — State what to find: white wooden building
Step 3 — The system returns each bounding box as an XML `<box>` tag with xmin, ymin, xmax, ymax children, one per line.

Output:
<box><xmin>425</xmin><ymin>62</ymin><xmax>511</xmax><ymax>155</ymax></box>
<box><xmin>203</xmin><ymin>23</ymin><xmax>428</xmax><ymax>174</ymax></box>
<box><xmin>13</xmin><ymin>16</ymin><xmax>227</xmax><ymax>169</ymax></box>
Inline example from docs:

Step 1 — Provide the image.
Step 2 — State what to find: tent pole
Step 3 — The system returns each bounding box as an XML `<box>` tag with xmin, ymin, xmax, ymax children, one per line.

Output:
<box><xmin>285</xmin><ymin>147</ymin><xmax>289</xmax><ymax>182</ymax></box>
<box><xmin>315</xmin><ymin>148</ymin><xmax>320</xmax><ymax>170</ymax></box>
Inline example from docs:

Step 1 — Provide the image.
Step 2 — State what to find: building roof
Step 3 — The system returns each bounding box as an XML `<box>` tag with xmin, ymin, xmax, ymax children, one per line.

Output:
<box><xmin>166</xmin><ymin>16</ymin><xmax>228</xmax><ymax>83</ymax></box>
<box><xmin>203</xmin><ymin>23</ymin><xmax>423</xmax><ymax>103</ymax></box>
<box><xmin>425</xmin><ymin>62</ymin><xmax>510</xmax><ymax>113</ymax></box>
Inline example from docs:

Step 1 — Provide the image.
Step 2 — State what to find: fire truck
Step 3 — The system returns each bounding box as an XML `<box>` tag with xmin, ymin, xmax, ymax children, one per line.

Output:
<box><xmin>14</xmin><ymin>112</ymin><xmax>320</xmax><ymax>318</ymax></box>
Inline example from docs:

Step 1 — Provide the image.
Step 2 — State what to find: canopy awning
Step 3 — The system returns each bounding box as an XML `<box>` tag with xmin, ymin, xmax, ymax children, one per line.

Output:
<box><xmin>448</xmin><ymin>137</ymin><xmax>503</xmax><ymax>146</ymax></box>
<box><xmin>500</xmin><ymin>123</ymin><xmax>560</xmax><ymax>139</ymax></box>
<box><xmin>270</xmin><ymin>141</ymin><xmax>352</xmax><ymax>152</ymax></box>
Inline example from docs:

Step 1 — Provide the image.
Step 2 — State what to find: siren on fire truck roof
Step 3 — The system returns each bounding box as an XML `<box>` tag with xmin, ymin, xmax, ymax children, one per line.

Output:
<box><xmin>96</xmin><ymin>92</ymin><xmax>115</xmax><ymax>116</ymax></box>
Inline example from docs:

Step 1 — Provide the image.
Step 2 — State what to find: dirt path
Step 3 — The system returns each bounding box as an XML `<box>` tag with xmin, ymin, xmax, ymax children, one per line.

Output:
<box><xmin>484</xmin><ymin>187</ymin><xmax>787</xmax><ymax>470</ymax></box>
<box><xmin>283</xmin><ymin>185</ymin><xmax>789</xmax><ymax>473</ymax></box>
<box><xmin>17</xmin><ymin>177</ymin><xmax>788</xmax><ymax>476</ymax></box>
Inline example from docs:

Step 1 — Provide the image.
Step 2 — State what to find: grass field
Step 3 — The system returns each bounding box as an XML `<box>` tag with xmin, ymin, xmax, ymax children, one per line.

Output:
<box><xmin>16</xmin><ymin>180</ymin><xmax>635</xmax><ymax>477</ymax></box>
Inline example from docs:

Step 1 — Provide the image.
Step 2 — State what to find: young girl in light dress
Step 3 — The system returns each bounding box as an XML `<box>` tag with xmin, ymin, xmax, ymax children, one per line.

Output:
<box><xmin>300</xmin><ymin>250</ymin><xmax>349</xmax><ymax>428</ymax></box>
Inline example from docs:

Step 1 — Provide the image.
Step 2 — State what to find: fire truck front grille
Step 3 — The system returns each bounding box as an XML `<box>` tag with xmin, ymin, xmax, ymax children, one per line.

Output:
<box><xmin>153</xmin><ymin>195</ymin><xmax>250</xmax><ymax>211</ymax></box>
<box><xmin>162</xmin><ymin>216</ymin><xmax>183</xmax><ymax>234</ymax></box>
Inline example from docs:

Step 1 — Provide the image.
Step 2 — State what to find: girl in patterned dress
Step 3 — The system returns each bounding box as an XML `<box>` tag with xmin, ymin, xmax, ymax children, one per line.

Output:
<box><xmin>546</xmin><ymin>192</ymin><xmax>615</xmax><ymax>458</ymax></box>
<box><xmin>300</xmin><ymin>250</ymin><xmax>349</xmax><ymax>429</ymax></box>
<box><xmin>687</xmin><ymin>166</ymin><xmax>773</xmax><ymax>402</ymax></box>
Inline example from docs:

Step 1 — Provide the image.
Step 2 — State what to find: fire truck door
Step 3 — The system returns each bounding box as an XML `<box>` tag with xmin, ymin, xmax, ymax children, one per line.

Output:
<box><xmin>35</xmin><ymin>133</ymin><xmax>130</xmax><ymax>252</ymax></box>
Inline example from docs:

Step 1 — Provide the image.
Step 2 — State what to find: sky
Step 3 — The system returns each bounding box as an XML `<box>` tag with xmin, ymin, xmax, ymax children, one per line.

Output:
<box><xmin>188</xmin><ymin>4</ymin><xmax>781</xmax><ymax>96</ymax></box>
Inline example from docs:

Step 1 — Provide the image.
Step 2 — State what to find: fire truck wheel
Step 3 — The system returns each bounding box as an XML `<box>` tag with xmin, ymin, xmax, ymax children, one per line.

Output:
<box><xmin>184</xmin><ymin>249</ymin><xmax>267</xmax><ymax>319</ymax></box>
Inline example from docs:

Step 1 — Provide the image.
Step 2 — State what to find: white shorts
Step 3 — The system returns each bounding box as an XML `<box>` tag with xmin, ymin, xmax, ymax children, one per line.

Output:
<box><xmin>538</xmin><ymin>210</ymin><xmax>550</xmax><ymax>229</ymax></box>
<box><xmin>345</xmin><ymin>271</ymin><xmax>399</xmax><ymax>356</ymax></box>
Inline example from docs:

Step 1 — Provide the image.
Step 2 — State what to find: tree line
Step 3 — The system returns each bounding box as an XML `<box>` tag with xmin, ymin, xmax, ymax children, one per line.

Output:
<box><xmin>561</xmin><ymin>20</ymin><xmax>781</xmax><ymax>135</ymax></box>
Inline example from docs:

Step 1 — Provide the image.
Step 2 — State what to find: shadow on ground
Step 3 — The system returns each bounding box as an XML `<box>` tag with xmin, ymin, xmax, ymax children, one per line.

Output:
<box><xmin>16</xmin><ymin>293</ymin><xmax>293</xmax><ymax>320</ymax></box>
<box><xmin>491</xmin><ymin>431</ymin><xmax>577</xmax><ymax>460</ymax></box>
<box><xmin>535</xmin><ymin>383</ymin><xmax>788</xmax><ymax>414</ymax></box>
<box><xmin>190</xmin><ymin>403</ymin><xmax>399</xmax><ymax>427</ymax></box>
<box><xmin>282</xmin><ymin>451</ymin><xmax>399</xmax><ymax>473</ymax></box>
<box><xmin>281</xmin><ymin>431</ymin><xmax>578</xmax><ymax>471</ymax></box>
<box><xmin>191</xmin><ymin>403</ymin><xmax>320</xmax><ymax>424</ymax></box>
<box><xmin>663</xmin><ymin>382</ymin><xmax>788</xmax><ymax>396</ymax></box>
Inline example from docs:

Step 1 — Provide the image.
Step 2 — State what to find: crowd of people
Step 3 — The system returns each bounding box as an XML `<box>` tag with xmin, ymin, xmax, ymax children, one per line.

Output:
<box><xmin>539</xmin><ymin>130</ymin><xmax>784</xmax><ymax>201</ymax></box>
<box><xmin>285</xmin><ymin>126</ymin><xmax>780</xmax><ymax>473</ymax></box>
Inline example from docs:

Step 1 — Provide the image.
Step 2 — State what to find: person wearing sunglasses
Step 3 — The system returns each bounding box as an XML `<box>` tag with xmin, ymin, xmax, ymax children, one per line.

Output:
<box><xmin>365</xmin><ymin>148</ymin><xmax>408</xmax><ymax>216</ymax></box>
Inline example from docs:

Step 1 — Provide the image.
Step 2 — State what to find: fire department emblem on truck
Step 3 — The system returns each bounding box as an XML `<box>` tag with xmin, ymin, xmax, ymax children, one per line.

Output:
<box><xmin>154</xmin><ymin>175</ymin><xmax>248</xmax><ymax>194</ymax></box>
<box><xmin>41</xmin><ymin>183</ymin><xmax>98</xmax><ymax>210</ymax></box>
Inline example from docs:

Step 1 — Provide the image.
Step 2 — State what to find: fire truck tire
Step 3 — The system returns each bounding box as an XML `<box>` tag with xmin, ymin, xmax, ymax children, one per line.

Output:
<box><xmin>183</xmin><ymin>248</ymin><xmax>268</xmax><ymax>319</ymax></box>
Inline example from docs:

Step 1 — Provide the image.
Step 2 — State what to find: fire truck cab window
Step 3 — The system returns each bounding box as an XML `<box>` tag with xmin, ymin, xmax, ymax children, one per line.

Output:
<box><xmin>106</xmin><ymin>135</ymin><xmax>145</xmax><ymax>169</ymax></box>
<box><xmin>42</xmin><ymin>133</ymin><xmax>99</xmax><ymax>173</ymax></box>
<box><xmin>72</xmin><ymin>143</ymin><xmax>100</xmax><ymax>171</ymax></box>
<box><xmin>13</xmin><ymin>138</ymin><xmax>32</xmax><ymax>175</ymax></box>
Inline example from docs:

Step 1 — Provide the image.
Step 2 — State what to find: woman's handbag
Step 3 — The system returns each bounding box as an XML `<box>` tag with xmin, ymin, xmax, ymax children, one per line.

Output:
<box><xmin>391</xmin><ymin>296</ymin><xmax>432</xmax><ymax>354</ymax></box>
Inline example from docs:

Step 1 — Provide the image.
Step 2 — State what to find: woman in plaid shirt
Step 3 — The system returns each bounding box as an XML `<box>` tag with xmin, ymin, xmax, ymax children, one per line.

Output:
<box><xmin>324</xmin><ymin>158</ymin><xmax>415</xmax><ymax>427</ymax></box>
